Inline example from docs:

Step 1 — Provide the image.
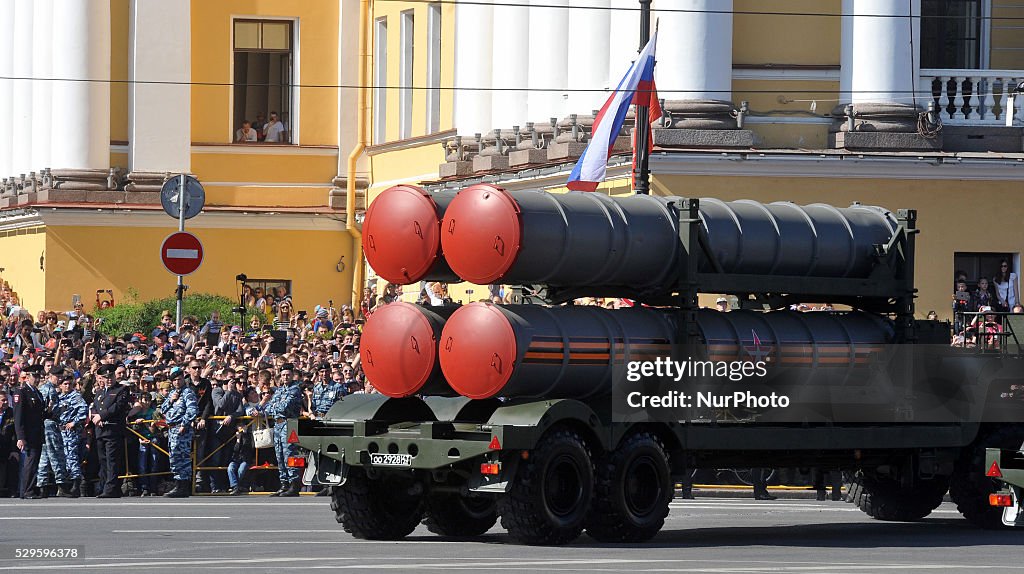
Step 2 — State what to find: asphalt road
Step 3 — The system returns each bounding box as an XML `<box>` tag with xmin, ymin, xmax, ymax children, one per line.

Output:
<box><xmin>0</xmin><ymin>496</ymin><xmax>1020</xmax><ymax>573</ymax></box>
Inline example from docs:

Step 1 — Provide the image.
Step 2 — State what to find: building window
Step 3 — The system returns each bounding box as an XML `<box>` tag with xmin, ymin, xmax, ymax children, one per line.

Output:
<box><xmin>373</xmin><ymin>17</ymin><xmax>388</xmax><ymax>144</ymax></box>
<box><xmin>426</xmin><ymin>4</ymin><xmax>441</xmax><ymax>134</ymax></box>
<box><xmin>400</xmin><ymin>10</ymin><xmax>415</xmax><ymax>140</ymax></box>
<box><xmin>921</xmin><ymin>0</ymin><xmax>983</xmax><ymax>69</ymax></box>
<box><xmin>233</xmin><ymin>20</ymin><xmax>294</xmax><ymax>144</ymax></box>
<box><xmin>245</xmin><ymin>278</ymin><xmax>293</xmax><ymax>313</ymax></box>
<box><xmin>955</xmin><ymin>252</ymin><xmax>1018</xmax><ymax>293</ymax></box>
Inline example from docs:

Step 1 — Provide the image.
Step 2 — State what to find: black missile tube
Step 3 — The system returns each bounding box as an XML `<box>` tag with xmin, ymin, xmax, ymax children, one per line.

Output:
<box><xmin>439</xmin><ymin>186</ymin><xmax>900</xmax><ymax>289</ymax></box>
<box><xmin>438</xmin><ymin>303</ymin><xmax>892</xmax><ymax>400</ymax></box>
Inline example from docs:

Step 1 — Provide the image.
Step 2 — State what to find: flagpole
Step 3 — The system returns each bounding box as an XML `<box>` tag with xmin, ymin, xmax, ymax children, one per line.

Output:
<box><xmin>634</xmin><ymin>0</ymin><xmax>653</xmax><ymax>195</ymax></box>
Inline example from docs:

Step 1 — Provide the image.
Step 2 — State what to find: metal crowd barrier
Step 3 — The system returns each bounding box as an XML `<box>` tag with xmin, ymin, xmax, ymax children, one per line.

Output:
<box><xmin>117</xmin><ymin>415</ymin><xmax>289</xmax><ymax>496</ymax></box>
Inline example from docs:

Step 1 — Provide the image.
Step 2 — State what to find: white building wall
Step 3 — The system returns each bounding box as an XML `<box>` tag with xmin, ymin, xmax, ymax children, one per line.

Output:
<box><xmin>0</xmin><ymin>11</ymin><xmax>13</xmax><ymax>178</ymax></box>
<box><xmin>840</xmin><ymin>0</ymin><xmax>921</xmax><ymax>105</ymax></box>
<box><xmin>654</xmin><ymin>0</ymin><xmax>733</xmax><ymax>101</ymax></box>
<box><xmin>565</xmin><ymin>0</ymin><xmax>610</xmax><ymax>115</ymax></box>
<box><xmin>12</xmin><ymin>0</ymin><xmax>33</xmax><ymax>177</ymax></box>
<box><xmin>454</xmin><ymin>2</ymin><xmax>493</xmax><ymax>136</ymax></box>
<box><xmin>51</xmin><ymin>0</ymin><xmax>111</xmax><ymax>170</ymax></box>
<box><xmin>607</xmin><ymin>0</ymin><xmax>640</xmax><ymax>87</ymax></box>
<box><xmin>491</xmin><ymin>3</ymin><xmax>529</xmax><ymax>131</ymax></box>
<box><xmin>130</xmin><ymin>0</ymin><xmax>190</xmax><ymax>173</ymax></box>
<box><xmin>32</xmin><ymin>0</ymin><xmax>54</xmax><ymax>173</ymax></box>
<box><xmin>528</xmin><ymin>0</ymin><xmax>568</xmax><ymax>123</ymax></box>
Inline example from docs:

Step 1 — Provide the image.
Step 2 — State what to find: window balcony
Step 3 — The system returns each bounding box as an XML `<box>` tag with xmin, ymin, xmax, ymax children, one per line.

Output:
<box><xmin>921</xmin><ymin>69</ymin><xmax>1024</xmax><ymax>126</ymax></box>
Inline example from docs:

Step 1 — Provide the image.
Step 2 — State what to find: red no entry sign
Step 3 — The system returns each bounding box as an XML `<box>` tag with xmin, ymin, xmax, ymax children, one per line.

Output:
<box><xmin>161</xmin><ymin>232</ymin><xmax>204</xmax><ymax>276</ymax></box>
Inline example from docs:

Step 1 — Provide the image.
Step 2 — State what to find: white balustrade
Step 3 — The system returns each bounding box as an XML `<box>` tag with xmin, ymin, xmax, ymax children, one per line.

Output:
<box><xmin>920</xmin><ymin>69</ymin><xmax>1024</xmax><ymax>125</ymax></box>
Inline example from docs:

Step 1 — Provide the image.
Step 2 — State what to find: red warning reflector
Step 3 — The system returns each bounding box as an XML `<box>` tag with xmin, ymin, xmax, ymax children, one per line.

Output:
<box><xmin>480</xmin><ymin>463</ymin><xmax>501</xmax><ymax>475</ymax></box>
<box><xmin>287</xmin><ymin>430</ymin><xmax>299</xmax><ymax>444</ymax></box>
<box><xmin>488</xmin><ymin>436</ymin><xmax>501</xmax><ymax>450</ymax></box>
<box><xmin>287</xmin><ymin>456</ymin><xmax>306</xmax><ymax>468</ymax></box>
<box><xmin>989</xmin><ymin>493</ymin><xmax>1013</xmax><ymax>507</ymax></box>
<box><xmin>987</xmin><ymin>460</ymin><xmax>1003</xmax><ymax>477</ymax></box>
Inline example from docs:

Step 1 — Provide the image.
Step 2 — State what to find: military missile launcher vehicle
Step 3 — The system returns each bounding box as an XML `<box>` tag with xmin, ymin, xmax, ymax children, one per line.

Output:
<box><xmin>292</xmin><ymin>184</ymin><xmax>1024</xmax><ymax>545</ymax></box>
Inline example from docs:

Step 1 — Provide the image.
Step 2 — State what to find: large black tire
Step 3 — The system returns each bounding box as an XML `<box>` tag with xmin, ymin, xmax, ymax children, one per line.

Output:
<box><xmin>586</xmin><ymin>431</ymin><xmax>672</xmax><ymax>543</ymax></box>
<box><xmin>950</xmin><ymin>425</ymin><xmax>1024</xmax><ymax>529</ymax></box>
<box><xmin>851</xmin><ymin>472</ymin><xmax>949</xmax><ymax>521</ymax></box>
<box><xmin>331</xmin><ymin>468</ymin><xmax>424</xmax><ymax>540</ymax></box>
<box><xmin>423</xmin><ymin>493</ymin><xmax>499</xmax><ymax>537</ymax></box>
<box><xmin>498</xmin><ymin>428</ymin><xmax>594</xmax><ymax>545</ymax></box>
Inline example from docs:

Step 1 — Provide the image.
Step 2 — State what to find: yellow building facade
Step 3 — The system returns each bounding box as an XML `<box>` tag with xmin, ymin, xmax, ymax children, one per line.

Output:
<box><xmin>0</xmin><ymin>0</ymin><xmax>365</xmax><ymax>316</ymax></box>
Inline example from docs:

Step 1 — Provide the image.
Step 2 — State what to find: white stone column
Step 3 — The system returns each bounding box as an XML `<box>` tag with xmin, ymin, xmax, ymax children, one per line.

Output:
<box><xmin>129</xmin><ymin>0</ymin><xmax>190</xmax><ymax>174</ymax></box>
<box><xmin>0</xmin><ymin>10</ymin><xmax>14</xmax><ymax>179</ymax></box>
<box><xmin>655</xmin><ymin>0</ymin><xmax>733</xmax><ymax>101</ymax></box>
<box><xmin>491</xmin><ymin>3</ymin><xmax>529</xmax><ymax>131</ymax></box>
<box><xmin>32</xmin><ymin>0</ymin><xmax>54</xmax><ymax>173</ymax></box>
<box><xmin>835</xmin><ymin>0</ymin><xmax>922</xmax><ymax>136</ymax></box>
<box><xmin>11</xmin><ymin>0</ymin><xmax>34</xmax><ymax>177</ymax></box>
<box><xmin>840</xmin><ymin>0</ymin><xmax>921</xmax><ymax>106</ymax></box>
<box><xmin>51</xmin><ymin>0</ymin><xmax>111</xmax><ymax>171</ymax></box>
<box><xmin>607</xmin><ymin>0</ymin><xmax>640</xmax><ymax>88</ymax></box>
<box><xmin>528</xmin><ymin>0</ymin><xmax>568</xmax><ymax>123</ymax></box>
<box><xmin>454</xmin><ymin>1</ymin><xmax>493</xmax><ymax>136</ymax></box>
<box><xmin>565</xmin><ymin>0</ymin><xmax>610</xmax><ymax>116</ymax></box>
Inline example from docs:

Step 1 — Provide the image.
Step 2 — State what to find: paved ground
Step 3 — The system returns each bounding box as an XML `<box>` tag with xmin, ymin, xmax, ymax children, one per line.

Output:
<box><xmin>0</xmin><ymin>495</ymin><xmax>1020</xmax><ymax>573</ymax></box>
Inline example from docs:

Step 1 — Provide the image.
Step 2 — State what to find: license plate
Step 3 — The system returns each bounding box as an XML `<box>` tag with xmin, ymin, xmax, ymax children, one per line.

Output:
<box><xmin>370</xmin><ymin>453</ymin><xmax>412</xmax><ymax>467</ymax></box>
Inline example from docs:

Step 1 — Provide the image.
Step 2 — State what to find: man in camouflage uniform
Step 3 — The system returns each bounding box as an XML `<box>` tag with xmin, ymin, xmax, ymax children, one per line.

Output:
<box><xmin>310</xmin><ymin>364</ymin><xmax>343</xmax><ymax>419</ymax></box>
<box><xmin>159</xmin><ymin>367</ymin><xmax>197</xmax><ymax>498</ymax></box>
<box><xmin>265</xmin><ymin>363</ymin><xmax>304</xmax><ymax>497</ymax></box>
<box><xmin>58</xmin><ymin>376</ymin><xmax>87</xmax><ymax>497</ymax></box>
<box><xmin>37</xmin><ymin>368</ymin><xmax>72</xmax><ymax>497</ymax></box>
<box><xmin>308</xmin><ymin>364</ymin><xmax>343</xmax><ymax>496</ymax></box>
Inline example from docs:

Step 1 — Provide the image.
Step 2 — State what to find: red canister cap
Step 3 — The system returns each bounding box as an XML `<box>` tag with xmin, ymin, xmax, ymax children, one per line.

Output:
<box><xmin>361</xmin><ymin>303</ymin><xmax>440</xmax><ymax>398</ymax></box>
<box><xmin>364</xmin><ymin>185</ymin><xmax>444</xmax><ymax>284</ymax></box>
<box><xmin>440</xmin><ymin>184</ymin><xmax>522</xmax><ymax>285</ymax></box>
<box><xmin>439</xmin><ymin>303</ymin><xmax>517</xmax><ymax>399</ymax></box>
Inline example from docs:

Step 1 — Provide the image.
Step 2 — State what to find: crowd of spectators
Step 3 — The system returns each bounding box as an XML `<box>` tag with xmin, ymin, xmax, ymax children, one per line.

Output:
<box><xmin>0</xmin><ymin>279</ymin><xmax>385</xmax><ymax>499</ymax></box>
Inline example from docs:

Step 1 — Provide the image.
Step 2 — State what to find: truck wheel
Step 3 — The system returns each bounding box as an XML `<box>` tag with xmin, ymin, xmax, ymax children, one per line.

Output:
<box><xmin>851</xmin><ymin>472</ymin><xmax>949</xmax><ymax>521</ymax></box>
<box><xmin>331</xmin><ymin>468</ymin><xmax>423</xmax><ymax>540</ymax></box>
<box><xmin>423</xmin><ymin>493</ymin><xmax>498</xmax><ymax>537</ymax></box>
<box><xmin>586</xmin><ymin>431</ymin><xmax>671</xmax><ymax>543</ymax></box>
<box><xmin>950</xmin><ymin>425</ymin><xmax>1024</xmax><ymax>529</ymax></box>
<box><xmin>498</xmin><ymin>428</ymin><xmax>593</xmax><ymax>545</ymax></box>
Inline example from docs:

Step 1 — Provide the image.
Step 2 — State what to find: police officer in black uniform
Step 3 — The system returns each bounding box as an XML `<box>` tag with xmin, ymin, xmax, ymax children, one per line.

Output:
<box><xmin>90</xmin><ymin>365</ymin><xmax>130</xmax><ymax>498</ymax></box>
<box><xmin>12</xmin><ymin>365</ymin><xmax>45</xmax><ymax>499</ymax></box>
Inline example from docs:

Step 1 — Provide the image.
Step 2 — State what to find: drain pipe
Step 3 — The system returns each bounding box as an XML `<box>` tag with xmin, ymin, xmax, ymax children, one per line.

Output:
<box><xmin>346</xmin><ymin>0</ymin><xmax>372</xmax><ymax>307</ymax></box>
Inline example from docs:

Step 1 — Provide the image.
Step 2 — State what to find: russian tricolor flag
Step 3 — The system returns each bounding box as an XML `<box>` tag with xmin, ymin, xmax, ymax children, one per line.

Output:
<box><xmin>567</xmin><ymin>29</ymin><xmax>661</xmax><ymax>192</ymax></box>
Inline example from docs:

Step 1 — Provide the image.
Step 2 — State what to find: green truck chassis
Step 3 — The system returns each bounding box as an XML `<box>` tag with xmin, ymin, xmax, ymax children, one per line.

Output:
<box><xmin>291</xmin><ymin>394</ymin><xmax>1024</xmax><ymax>545</ymax></box>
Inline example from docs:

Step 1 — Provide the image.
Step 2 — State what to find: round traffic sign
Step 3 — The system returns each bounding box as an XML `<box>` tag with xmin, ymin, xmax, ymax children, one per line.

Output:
<box><xmin>161</xmin><ymin>175</ymin><xmax>206</xmax><ymax>220</ymax></box>
<box><xmin>161</xmin><ymin>232</ymin><xmax>204</xmax><ymax>276</ymax></box>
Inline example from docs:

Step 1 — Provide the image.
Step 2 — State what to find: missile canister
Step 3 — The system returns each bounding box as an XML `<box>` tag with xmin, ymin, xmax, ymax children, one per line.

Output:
<box><xmin>438</xmin><ymin>303</ymin><xmax>676</xmax><ymax>400</ymax></box>
<box><xmin>362</xmin><ymin>185</ymin><xmax>459</xmax><ymax>284</ymax></box>
<box><xmin>439</xmin><ymin>185</ymin><xmax>899</xmax><ymax>288</ymax></box>
<box><xmin>360</xmin><ymin>302</ymin><xmax>458</xmax><ymax>398</ymax></box>
<box><xmin>438</xmin><ymin>303</ymin><xmax>892</xmax><ymax>400</ymax></box>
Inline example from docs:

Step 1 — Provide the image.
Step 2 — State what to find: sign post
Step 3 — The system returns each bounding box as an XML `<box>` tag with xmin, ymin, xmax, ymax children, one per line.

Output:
<box><xmin>176</xmin><ymin>174</ymin><xmax>186</xmax><ymax>327</ymax></box>
<box><xmin>160</xmin><ymin>175</ymin><xmax>205</xmax><ymax>328</ymax></box>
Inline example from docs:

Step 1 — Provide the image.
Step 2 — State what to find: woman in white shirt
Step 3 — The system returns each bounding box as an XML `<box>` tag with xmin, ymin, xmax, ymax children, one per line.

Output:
<box><xmin>993</xmin><ymin>258</ymin><xmax>1019</xmax><ymax>312</ymax></box>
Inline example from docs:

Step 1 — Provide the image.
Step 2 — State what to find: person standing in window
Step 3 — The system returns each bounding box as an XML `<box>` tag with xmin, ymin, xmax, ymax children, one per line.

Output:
<box><xmin>993</xmin><ymin>259</ymin><xmax>1019</xmax><ymax>313</ymax></box>
<box><xmin>263</xmin><ymin>112</ymin><xmax>285</xmax><ymax>143</ymax></box>
<box><xmin>252</xmin><ymin>113</ymin><xmax>267</xmax><ymax>142</ymax></box>
<box><xmin>971</xmin><ymin>277</ymin><xmax>995</xmax><ymax>313</ymax></box>
<box><xmin>235</xmin><ymin>120</ymin><xmax>258</xmax><ymax>143</ymax></box>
